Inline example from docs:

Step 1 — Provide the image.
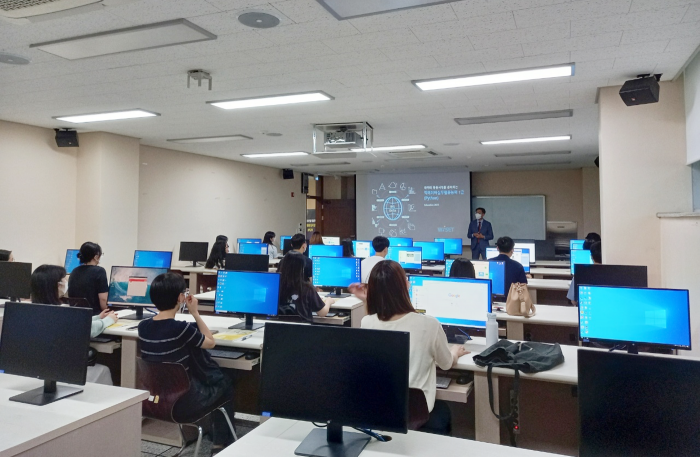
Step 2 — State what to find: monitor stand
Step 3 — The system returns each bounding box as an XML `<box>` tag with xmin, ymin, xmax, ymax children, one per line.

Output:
<box><xmin>120</xmin><ymin>307</ymin><xmax>147</xmax><ymax>321</ymax></box>
<box><xmin>229</xmin><ymin>314</ymin><xmax>264</xmax><ymax>331</ymax></box>
<box><xmin>627</xmin><ymin>344</ymin><xmax>639</xmax><ymax>355</ymax></box>
<box><xmin>295</xmin><ymin>423</ymin><xmax>370</xmax><ymax>457</ymax></box>
<box><xmin>10</xmin><ymin>380</ymin><xmax>82</xmax><ymax>406</ymax></box>
<box><xmin>329</xmin><ymin>287</ymin><xmax>350</xmax><ymax>298</ymax></box>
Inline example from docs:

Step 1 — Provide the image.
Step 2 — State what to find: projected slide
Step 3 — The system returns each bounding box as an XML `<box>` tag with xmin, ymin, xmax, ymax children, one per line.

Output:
<box><xmin>356</xmin><ymin>172</ymin><xmax>470</xmax><ymax>241</ymax></box>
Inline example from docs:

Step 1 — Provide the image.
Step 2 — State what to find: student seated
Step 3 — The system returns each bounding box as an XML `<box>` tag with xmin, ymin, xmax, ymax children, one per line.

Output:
<box><xmin>263</xmin><ymin>231</ymin><xmax>278</xmax><ymax>259</ymax></box>
<box><xmin>205</xmin><ymin>239</ymin><xmax>228</xmax><ymax>269</ymax></box>
<box><xmin>360</xmin><ymin>236</ymin><xmax>389</xmax><ymax>283</ymax></box>
<box><xmin>490</xmin><ymin>236</ymin><xmax>528</xmax><ymax>294</ymax></box>
<box><xmin>68</xmin><ymin>242</ymin><xmax>109</xmax><ymax>315</ymax></box>
<box><xmin>567</xmin><ymin>241</ymin><xmax>602</xmax><ymax>306</ymax></box>
<box><xmin>278</xmin><ymin>253</ymin><xmax>334</xmax><ymax>321</ymax></box>
<box><xmin>585</xmin><ymin>232</ymin><xmax>601</xmax><ymax>244</ymax></box>
<box><xmin>448</xmin><ymin>258</ymin><xmax>475</xmax><ymax>278</ymax></box>
<box><xmin>282</xmin><ymin>233</ymin><xmax>312</xmax><ymax>280</ymax></box>
<box><xmin>0</xmin><ymin>249</ymin><xmax>14</xmax><ymax>261</ymax></box>
<box><xmin>309</xmin><ymin>231</ymin><xmax>323</xmax><ymax>245</ymax></box>
<box><xmin>341</xmin><ymin>238</ymin><xmax>354</xmax><ymax>257</ymax></box>
<box><xmin>350</xmin><ymin>260</ymin><xmax>469</xmax><ymax>435</ymax></box>
<box><xmin>138</xmin><ymin>273</ymin><xmax>235</xmax><ymax>450</ymax></box>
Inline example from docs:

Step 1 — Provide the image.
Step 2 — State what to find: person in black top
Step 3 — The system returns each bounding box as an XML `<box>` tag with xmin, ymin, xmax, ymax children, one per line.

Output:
<box><xmin>205</xmin><ymin>239</ymin><xmax>228</xmax><ymax>269</ymax></box>
<box><xmin>68</xmin><ymin>242</ymin><xmax>109</xmax><ymax>315</ymax></box>
<box><xmin>278</xmin><ymin>253</ymin><xmax>333</xmax><ymax>321</ymax></box>
<box><xmin>285</xmin><ymin>233</ymin><xmax>313</xmax><ymax>280</ymax></box>
<box><xmin>138</xmin><ymin>273</ymin><xmax>236</xmax><ymax>450</ymax></box>
<box><xmin>448</xmin><ymin>258</ymin><xmax>476</xmax><ymax>279</ymax></box>
<box><xmin>490</xmin><ymin>236</ymin><xmax>528</xmax><ymax>294</ymax></box>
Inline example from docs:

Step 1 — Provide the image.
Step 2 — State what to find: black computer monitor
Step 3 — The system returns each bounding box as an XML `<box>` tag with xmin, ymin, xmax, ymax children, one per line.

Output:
<box><xmin>534</xmin><ymin>240</ymin><xmax>556</xmax><ymax>261</ymax></box>
<box><xmin>579</xmin><ymin>350</ymin><xmax>700</xmax><ymax>456</ymax></box>
<box><xmin>573</xmin><ymin>264</ymin><xmax>647</xmax><ymax>302</ymax></box>
<box><xmin>282</xmin><ymin>238</ymin><xmax>294</xmax><ymax>255</ymax></box>
<box><xmin>179</xmin><ymin>241</ymin><xmax>208</xmax><ymax>267</ymax></box>
<box><xmin>0</xmin><ymin>302</ymin><xmax>91</xmax><ymax>406</ymax></box>
<box><xmin>225</xmin><ymin>253</ymin><xmax>269</xmax><ymax>272</ymax></box>
<box><xmin>260</xmin><ymin>323</ymin><xmax>409</xmax><ymax>457</ymax></box>
<box><xmin>578</xmin><ymin>285</ymin><xmax>691</xmax><ymax>352</ymax></box>
<box><xmin>107</xmin><ymin>266</ymin><xmax>169</xmax><ymax>320</ymax></box>
<box><xmin>215</xmin><ymin>270</ymin><xmax>280</xmax><ymax>330</ymax></box>
<box><xmin>64</xmin><ymin>249</ymin><xmax>81</xmax><ymax>274</ymax></box>
<box><xmin>133</xmin><ymin>250</ymin><xmax>173</xmax><ymax>269</ymax></box>
<box><xmin>311</xmin><ymin>256</ymin><xmax>361</xmax><ymax>297</ymax></box>
<box><xmin>0</xmin><ymin>262</ymin><xmax>32</xmax><ymax>300</ymax></box>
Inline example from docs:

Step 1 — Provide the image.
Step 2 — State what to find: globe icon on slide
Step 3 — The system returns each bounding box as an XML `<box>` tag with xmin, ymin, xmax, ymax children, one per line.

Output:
<box><xmin>383</xmin><ymin>196</ymin><xmax>403</xmax><ymax>221</ymax></box>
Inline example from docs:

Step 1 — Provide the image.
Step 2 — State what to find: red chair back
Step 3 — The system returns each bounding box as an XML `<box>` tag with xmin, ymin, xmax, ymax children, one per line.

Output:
<box><xmin>408</xmin><ymin>388</ymin><xmax>430</xmax><ymax>430</ymax></box>
<box><xmin>137</xmin><ymin>359</ymin><xmax>190</xmax><ymax>423</ymax></box>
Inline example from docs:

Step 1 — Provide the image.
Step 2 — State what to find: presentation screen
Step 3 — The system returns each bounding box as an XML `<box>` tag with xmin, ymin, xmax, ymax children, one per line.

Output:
<box><xmin>356</xmin><ymin>172</ymin><xmax>471</xmax><ymax>242</ymax></box>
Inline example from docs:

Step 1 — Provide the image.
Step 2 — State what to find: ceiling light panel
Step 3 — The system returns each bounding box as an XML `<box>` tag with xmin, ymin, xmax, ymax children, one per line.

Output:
<box><xmin>316</xmin><ymin>0</ymin><xmax>460</xmax><ymax>20</ymax></box>
<box><xmin>242</xmin><ymin>152</ymin><xmax>308</xmax><ymax>158</ymax></box>
<box><xmin>481</xmin><ymin>135</ymin><xmax>572</xmax><ymax>145</ymax></box>
<box><xmin>413</xmin><ymin>63</ymin><xmax>575</xmax><ymax>91</ymax></box>
<box><xmin>495</xmin><ymin>151</ymin><xmax>571</xmax><ymax>158</ymax></box>
<box><xmin>168</xmin><ymin>135</ymin><xmax>252</xmax><ymax>144</ymax></box>
<box><xmin>506</xmin><ymin>161</ymin><xmax>572</xmax><ymax>167</ymax></box>
<box><xmin>350</xmin><ymin>144</ymin><xmax>426</xmax><ymax>152</ymax></box>
<box><xmin>31</xmin><ymin>19</ymin><xmax>216</xmax><ymax>60</ymax></box>
<box><xmin>208</xmin><ymin>91</ymin><xmax>333</xmax><ymax>110</ymax></box>
<box><xmin>456</xmin><ymin>110</ymin><xmax>573</xmax><ymax>125</ymax></box>
<box><xmin>54</xmin><ymin>109</ymin><xmax>159</xmax><ymax>123</ymax></box>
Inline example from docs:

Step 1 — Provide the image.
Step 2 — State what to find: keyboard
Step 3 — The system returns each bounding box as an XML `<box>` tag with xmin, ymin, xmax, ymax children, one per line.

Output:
<box><xmin>436</xmin><ymin>376</ymin><xmax>451</xmax><ymax>389</ymax></box>
<box><xmin>90</xmin><ymin>336</ymin><xmax>117</xmax><ymax>343</ymax></box>
<box><xmin>208</xmin><ymin>349</ymin><xmax>245</xmax><ymax>360</ymax></box>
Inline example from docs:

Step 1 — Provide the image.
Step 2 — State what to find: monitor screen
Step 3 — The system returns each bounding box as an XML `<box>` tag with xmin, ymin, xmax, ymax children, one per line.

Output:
<box><xmin>513</xmin><ymin>248</ymin><xmax>530</xmax><ymax>274</ymax></box>
<box><xmin>352</xmin><ymin>240</ymin><xmax>376</xmax><ymax>259</ymax></box>
<box><xmin>514</xmin><ymin>242</ymin><xmax>536</xmax><ymax>262</ymax></box>
<box><xmin>445</xmin><ymin>259</ymin><xmax>454</xmax><ymax>275</ymax></box>
<box><xmin>435</xmin><ymin>238</ymin><xmax>462</xmax><ymax>255</ymax></box>
<box><xmin>238</xmin><ymin>238</ymin><xmax>262</xmax><ymax>244</ymax></box>
<box><xmin>225</xmin><ymin>253</ymin><xmax>270</xmax><ymax>272</ymax></box>
<box><xmin>574</xmin><ymin>264</ymin><xmax>648</xmax><ymax>302</ymax></box>
<box><xmin>579</xmin><ymin>350</ymin><xmax>700</xmax><ymax>457</ymax></box>
<box><xmin>388</xmin><ymin>237</ymin><xmax>413</xmax><ymax>247</ymax></box>
<box><xmin>179</xmin><ymin>242</ymin><xmax>208</xmax><ymax>262</ymax></box>
<box><xmin>215</xmin><ymin>270</ymin><xmax>280</xmax><ymax>317</ymax></box>
<box><xmin>308</xmin><ymin>244</ymin><xmax>343</xmax><ymax>259</ymax></box>
<box><xmin>414</xmin><ymin>241</ymin><xmax>445</xmax><ymax>261</ymax></box>
<box><xmin>133</xmin><ymin>250</ymin><xmax>172</xmax><ymax>269</ymax></box>
<box><xmin>64</xmin><ymin>249</ymin><xmax>81</xmax><ymax>274</ymax></box>
<box><xmin>473</xmin><ymin>260</ymin><xmax>506</xmax><ymax>296</ymax></box>
<box><xmin>239</xmin><ymin>243</ymin><xmax>269</xmax><ymax>255</ymax></box>
<box><xmin>107</xmin><ymin>266</ymin><xmax>168</xmax><ymax>306</ymax></box>
<box><xmin>279</xmin><ymin>236</ymin><xmax>291</xmax><ymax>250</ymax></box>
<box><xmin>321</xmin><ymin>236</ymin><xmax>340</xmax><ymax>245</ymax></box>
<box><xmin>282</xmin><ymin>238</ymin><xmax>293</xmax><ymax>255</ymax></box>
<box><xmin>312</xmin><ymin>257</ymin><xmax>362</xmax><ymax>288</ymax></box>
<box><xmin>570</xmin><ymin>239</ymin><xmax>585</xmax><ymax>251</ymax></box>
<box><xmin>578</xmin><ymin>286</ymin><xmax>691</xmax><ymax>350</ymax></box>
<box><xmin>0</xmin><ymin>262</ymin><xmax>32</xmax><ymax>299</ymax></box>
<box><xmin>260</xmin><ymin>323</ymin><xmax>409</xmax><ymax>433</ymax></box>
<box><xmin>387</xmin><ymin>246</ymin><xmax>423</xmax><ymax>270</ymax></box>
<box><xmin>409</xmin><ymin>276</ymin><xmax>492</xmax><ymax>328</ymax></box>
<box><xmin>571</xmin><ymin>249</ymin><xmax>593</xmax><ymax>274</ymax></box>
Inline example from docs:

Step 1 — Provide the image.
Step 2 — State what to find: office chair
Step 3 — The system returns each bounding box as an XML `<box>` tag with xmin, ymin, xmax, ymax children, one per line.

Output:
<box><xmin>408</xmin><ymin>388</ymin><xmax>430</xmax><ymax>430</ymax></box>
<box><xmin>137</xmin><ymin>359</ymin><xmax>238</xmax><ymax>457</ymax></box>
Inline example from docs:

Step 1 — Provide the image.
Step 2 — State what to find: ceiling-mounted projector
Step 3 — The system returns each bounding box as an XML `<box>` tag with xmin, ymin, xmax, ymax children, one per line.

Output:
<box><xmin>619</xmin><ymin>74</ymin><xmax>661</xmax><ymax>106</ymax></box>
<box><xmin>324</xmin><ymin>131</ymin><xmax>363</xmax><ymax>149</ymax></box>
<box><xmin>313</xmin><ymin>122</ymin><xmax>373</xmax><ymax>157</ymax></box>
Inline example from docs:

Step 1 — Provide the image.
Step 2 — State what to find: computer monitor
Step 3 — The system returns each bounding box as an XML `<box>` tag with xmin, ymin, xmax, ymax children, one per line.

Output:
<box><xmin>179</xmin><ymin>241</ymin><xmax>208</xmax><ymax>267</ymax></box>
<box><xmin>312</xmin><ymin>257</ymin><xmax>361</xmax><ymax>297</ymax></box>
<box><xmin>514</xmin><ymin>242</ymin><xmax>536</xmax><ymax>262</ymax></box>
<box><xmin>570</xmin><ymin>239</ymin><xmax>585</xmax><ymax>251</ymax></box>
<box><xmin>408</xmin><ymin>276</ymin><xmax>492</xmax><ymax>329</ymax></box>
<box><xmin>239</xmin><ymin>243</ymin><xmax>269</xmax><ymax>255</ymax></box>
<box><xmin>573</xmin><ymin>264</ymin><xmax>648</xmax><ymax>302</ymax></box>
<box><xmin>0</xmin><ymin>302</ymin><xmax>91</xmax><ymax>405</ymax></box>
<box><xmin>224</xmin><ymin>253</ymin><xmax>269</xmax><ymax>272</ymax></box>
<box><xmin>571</xmin><ymin>248</ymin><xmax>593</xmax><ymax>274</ymax></box>
<box><xmin>387</xmin><ymin>246</ymin><xmax>423</xmax><ymax>270</ymax></box>
<box><xmin>279</xmin><ymin>236</ymin><xmax>291</xmax><ymax>251</ymax></box>
<box><xmin>490</xmin><ymin>248</ymin><xmax>530</xmax><ymax>273</ymax></box>
<box><xmin>579</xmin><ymin>350</ymin><xmax>700</xmax><ymax>457</ymax></box>
<box><xmin>321</xmin><ymin>236</ymin><xmax>340</xmax><ymax>245</ymax></box>
<box><xmin>282</xmin><ymin>238</ymin><xmax>294</xmax><ymax>255</ymax></box>
<box><xmin>308</xmin><ymin>244</ymin><xmax>343</xmax><ymax>259</ymax></box>
<box><xmin>238</xmin><ymin>238</ymin><xmax>261</xmax><ymax>244</ymax></box>
<box><xmin>64</xmin><ymin>249</ymin><xmax>81</xmax><ymax>274</ymax></box>
<box><xmin>473</xmin><ymin>260</ymin><xmax>506</xmax><ymax>296</ymax></box>
<box><xmin>445</xmin><ymin>259</ymin><xmax>454</xmax><ymax>275</ymax></box>
<box><xmin>215</xmin><ymin>270</ymin><xmax>280</xmax><ymax>330</ymax></box>
<box><xmin>107</xmin><ymin>266</ymin><xmax>168</xmax><ymax>320</ymax></box>
<box><xmin>434</xmin><ymin>238</ymin><xmax>462</xmax><ymax>255</ymax></box>
<box><xmin>578</xmin><ymin>285</ymin><xmax>691</xmax><ymax>352</ymax></box>
<box><xmin>133</xmin><ymin>250</ymin><xmax>173</xmax><ymax>269</ymax></box>
<box><xmin>534</xmin><ymin>240</ymin><xmax>556</xmax><ymax>261</ymax></box>
<box><xmin>486</xmin><ymin>247</ymin><xmax>499</xmax><ymax>259</ymax></box>
<box><xmin>388</xmin><ymin>237</ymin><xmax>413</xmax><ymax>247</ymax></box>
<box><xmin>414</xmin><ymin>241</ymin><xmax>445</xmax><ymax>262</ymax></box>
<box><xmin>260</xmin><ymin>323</ymin><xmax>409</xmax><ymax>457</ymax></box>
<box><xmin>0</xmin><ymin>262</ymin><xmax>32</xmax><ymax>300</ymax></box>
<box><xmin>352</xmin><ymin>240</ymin><xmax>376</xmax><ymax>259</ymax></box>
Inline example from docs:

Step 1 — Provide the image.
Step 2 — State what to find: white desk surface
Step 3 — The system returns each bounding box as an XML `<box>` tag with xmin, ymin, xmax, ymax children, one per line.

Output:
<box><xmin>532</xmin><ymin>260</ymin><xmax>570</xmax><ymax>268</ymax></box>
<box><xmin>194</xmin><ymin>290</ymin><xmax>364</xmax><ymax>311</ymax></box>
<box><xmin>0</xmin><ymin>373</ymin><xmax>148</xmax><ymax>457</ymax></box>
<box><xmin>527</xmin><ymin>278</ymin><xmax>571</xmax><ymax>291</ymax></box>
<box><xmin>216</xmin><ymin>417</ymin><xmax>564</xmax><ymax>457</ymax></box>
<box><xmin>494</xmin><ymin>305</ymin><xmax>578</xmax><ymax>327</ymax></box>
<box><xmin>529</xmin><ymin>268</ymin><xmax>572</xmax><ymax>278</ymax></box>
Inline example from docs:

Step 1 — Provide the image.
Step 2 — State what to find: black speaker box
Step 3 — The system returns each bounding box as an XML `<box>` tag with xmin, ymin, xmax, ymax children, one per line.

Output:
<box><xmin>55</xmin><ymin>129</ymin><xmax>79</xmax><ymax>147</ymax></box>
<box><xmin>619</xmin><ymin>77</ymin><xmax>660</xmax><ymax>106</ymax></box>
<box><xmin>282</xmin><ymin>169</ymin><xmax>294</xmax><ymax>179</ymax></box>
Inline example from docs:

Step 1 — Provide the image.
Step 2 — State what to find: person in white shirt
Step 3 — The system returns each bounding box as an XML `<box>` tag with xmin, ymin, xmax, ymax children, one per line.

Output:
<box><xmin>349</xmin><ymin>260</ymin><xmax>469</xmax><ymax>434</ymax></box>
<box><xmin>360</xmin><ymin>236</ymin><xmax>390</xmax><ymax>283</ymax></box>
<box><xmin>263</xmin><ymin>231</ymin><xmax>279</xmax><ymax>260</ymax></box>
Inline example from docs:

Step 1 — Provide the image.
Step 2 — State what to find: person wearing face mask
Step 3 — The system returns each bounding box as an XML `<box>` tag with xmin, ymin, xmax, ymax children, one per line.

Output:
<box><xmin>68</xmin><ymin>242</ymin><xmax>109</xmax><ymax>315</ymax></box>
<box><xmin>467</xmin><ymin>207</ymin><xmax>493</xmax><ymax>260</ymax></box>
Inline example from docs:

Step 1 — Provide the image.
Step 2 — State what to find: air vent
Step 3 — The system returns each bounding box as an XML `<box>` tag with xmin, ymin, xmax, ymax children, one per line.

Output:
<box><xmin>385</xmin><ymin>150</ymin><xmax>440</xmax><ymax>160</ymax></box>
<box><xmin>0</xmin><ymin>0</ymin><xmax>100</xmax><ymax>18</ymax></box>
<box><xmin>455</xmin><ymin>110</ymin><xmax>573</xmax><ymax>126</ymax></box>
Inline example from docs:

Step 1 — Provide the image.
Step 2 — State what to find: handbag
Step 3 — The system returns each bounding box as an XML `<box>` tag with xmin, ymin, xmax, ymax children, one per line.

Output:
<box><xmin>506</xmin><ymin>283</ymin><xmax>536</xmax><ymax>317</ymax></box>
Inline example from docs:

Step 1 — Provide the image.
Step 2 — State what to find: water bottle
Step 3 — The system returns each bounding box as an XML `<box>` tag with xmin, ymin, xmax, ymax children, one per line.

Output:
<box><xmin>486</xmin><ymin>313</ymin><xmax>498</xmax><ymax>347</ymax></box>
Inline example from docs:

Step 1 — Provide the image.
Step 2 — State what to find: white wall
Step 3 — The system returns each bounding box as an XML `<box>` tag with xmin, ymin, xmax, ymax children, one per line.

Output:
<box><xmin>685</xmin><ymin>51</ymin><xmax>700</xmax><ymax>164</ymax></box>
<box><xmin>581</xmin><ymin>167</ymin><xmax>601</xmax><ymax>236</ymax></box>
<box><xmin>138</xmin><ymin>145</ymin><xmax>306</xmax><ymax>265</ymax></box>
<box><xmin>0</xmin><ymin>120</ymin><xmax>77</xmax><ymax>268</ymax></box>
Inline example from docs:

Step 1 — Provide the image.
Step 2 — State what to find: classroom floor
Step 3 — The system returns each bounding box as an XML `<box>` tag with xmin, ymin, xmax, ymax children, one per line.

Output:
<box><xmin>141</xmin><ymin>419</ymin><xmax>258</xmax><ymax>457</ymax></box>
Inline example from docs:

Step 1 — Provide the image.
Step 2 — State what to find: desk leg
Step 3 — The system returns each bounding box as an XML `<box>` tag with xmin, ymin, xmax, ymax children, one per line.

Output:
<box><xmin>474</xmin><ymin>371</ymin><xmax>500</xmax><ymax>444</ymax></box>
<box><xmin>506</xmin><ymin>321</ymin><xmax>525</xmax><ymax>340</ymax></box>
<box><xmin>121</xmin><ymin>337</ymin><xmax>137</xmax><ymax>388</ymax></box>
<box><xmin>189</xmin><ymin>273</ymin><xmax>199</xmax><ymax>295</ymax></box>
<box><xmin>529</xmin><ymin>289</ymin><xmax>538</xmax><ymax>304</ymax></box>
<box><xmin>349</xmin><ymin>304</ymin><xmax>366</xmax><ymax>329</ymax></box>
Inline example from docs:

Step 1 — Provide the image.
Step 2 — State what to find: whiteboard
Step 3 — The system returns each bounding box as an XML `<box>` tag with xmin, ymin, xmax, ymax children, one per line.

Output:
<box><xmin>471</xmin><ymin>195</ymin><xmax>546</xmax><ymax>241</ymax></box>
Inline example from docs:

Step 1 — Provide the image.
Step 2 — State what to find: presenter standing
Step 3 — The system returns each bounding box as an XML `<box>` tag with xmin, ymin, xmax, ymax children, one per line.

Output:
<box><xmin>467</xmin><ymin>207</ymin><xmax>493</xmax><ymax>260</ymax></box>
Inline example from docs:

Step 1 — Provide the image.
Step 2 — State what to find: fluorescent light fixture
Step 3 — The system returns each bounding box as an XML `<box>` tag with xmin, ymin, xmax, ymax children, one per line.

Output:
<box><xmin>242</xmin><ymin>152</ymin><xmax>309</xmax><ymax>158</ymax></box>
<box><xmin>350</xmin><ymin>144</ymin><xmax>426</xmax><ymax>152</ymax></box>
<box><xmin>316</xmin><ymin>0</ymin><xmax>461</xmax><ymax>20</ymax></box>
<box><xmin>456</xmin><ymin>110</ymin><xmax>573</xmax><ymax>125</ymax></box>
<box><xmin>54</xmin><ymin>109</ymin><xmax>159</xmax><ymax>124</ymax></box>
<box><xmin>208</xmin><ymin>91</ymin><xmax>333</xmax><ymax>110</ymax></box>
<box><xmin>481</xmin><ymin>135</ymin><xmax>571</xmax><ymax>145</ymax></box>
<box><xmin>31</xmin><ymin>19</ymin><xmax>216</xmax><ymax>60</ymax></box>
<box><xmin>506</xmin><ymin>161</ymin><xmax>572</xmax><ymax>167</ymax></box>
<box><xmin>413</xmin><ymin>63</ymin><xmax>575</xmax><ymax>91</ymax></box>
<box><xmin>168</xmin><ymin>135</ymin><xmax>252</xmax><ymax>144</ymax></box>
<box><xmin>495</xmin><ymin>151</ymin><xmax>571</xmax><ymax>158</ymax></box>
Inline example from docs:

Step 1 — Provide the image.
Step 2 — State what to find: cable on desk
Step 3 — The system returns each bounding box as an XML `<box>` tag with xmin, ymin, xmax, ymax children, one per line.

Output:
<box><xmin>312</xmin><ymin>422</ymin><xmax>328</xmax><ymax>428</ymax></box>
<box><xmin>353</xmin><ymin>428</ymin><xmax>388</xmax><ymax>442</ymax></box>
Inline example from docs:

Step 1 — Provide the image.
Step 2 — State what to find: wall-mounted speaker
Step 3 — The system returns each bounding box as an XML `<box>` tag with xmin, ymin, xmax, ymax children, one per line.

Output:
<box><xmin>282</xmin><ymin>168</ymin><xmax>294</xmax><ymax>179</ymax></box>
<box><xmin>55</xmin><ymin>129</ymin><xmax>78</xmax><ymax>147</ymax></box>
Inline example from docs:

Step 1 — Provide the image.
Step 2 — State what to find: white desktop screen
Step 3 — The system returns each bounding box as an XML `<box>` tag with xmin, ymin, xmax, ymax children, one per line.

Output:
<box><xmin>515</xmin><ymin>242</ymin><xmax>536</xmax><ymax>262</ymax></box>
<box><xmin>321</xmin><ymin>236</ymin><xmax>340</xmax><ymax>245</ymax></box>
<box><xmin>485</xmin><ymin>247</ymin><xmax>530</xmax><ymax>273</ymax></box>
<box><xmin>408</xmin><ymin>276</ymin><xmax>491</xmax><ymax>328</ymax></box>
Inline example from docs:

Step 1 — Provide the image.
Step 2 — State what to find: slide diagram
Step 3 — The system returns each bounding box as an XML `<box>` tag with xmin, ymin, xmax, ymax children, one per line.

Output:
<box><xmin>369</xmin><ymin>180</ymin><xmax>416</xmax><ymax>236</ymax></box>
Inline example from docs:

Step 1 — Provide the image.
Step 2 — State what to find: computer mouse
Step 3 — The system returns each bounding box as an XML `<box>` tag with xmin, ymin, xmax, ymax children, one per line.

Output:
<box><xmin>456</xmin><ymin>375</ymin><xmax>470</xmax><ymax>385</ymax></box>
<box><xmin>245</xmin><ymin>353</ymin><xmax>258</xmax><ymax>360</ymax></box>
<box><xmin>337</xmin><ymin>312</ymin><xmax>348</xmax><ymax>317</ymax></box>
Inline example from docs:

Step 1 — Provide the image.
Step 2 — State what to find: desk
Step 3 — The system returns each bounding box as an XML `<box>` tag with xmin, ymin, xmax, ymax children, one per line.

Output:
<box><xmin>530</xmin><ymin>268</ymin><xmax>572</xmax><ymax>279</ymax></box>
<box><xmin>526</xmin><ymin>278</ymin><xmax>570</xmax><ymax>304</ymax></box>
<box><xmin>216</xmin><ymin>417</ymin><xmax>565</xmax><ymax>457</ymax></box>
<box><xmin>495</xmin><ymin>305</ymin><xmax>578</xmax><ymax>341</ymax></box>
<box><xmin>532</xmin><ymin>261</ymin><xmax>570</xmax><ymax>268</ymax></box>
<box><xmin>0</xmin><ymin>373</ymin><xmax>147</xmax><ymax>457</ymax></box>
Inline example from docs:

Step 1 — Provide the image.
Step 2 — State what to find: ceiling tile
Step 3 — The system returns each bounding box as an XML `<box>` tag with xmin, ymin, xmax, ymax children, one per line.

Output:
<box><xmin>270</xmin><ymin>0</ymin><xmax>336</xmax><ymax>23</ymax></box>
<box><xmin>630</xmin><ymin>0</ymin><xmax>700</xmax><ymax>13</ymax></box>
<box><xmin>379</xmin><ymin>38</ymin><xmax>475</xmax><ymax>61</ymax></box>
<box><xmin>683</xmin><ymin>3</ymin><xmax>700</xmax><ymax>22</ymax></box>
<box><xmin>572</xmin><ymin>40</ymin><xmax>670</xmax><ymax>61</ymax></box>
<box><xmin>322</xmin><ymin>29</ymin><xmax>422</xmax><ymax>52</ymax></box>
<box><xmin>482</xmin><ymin>52</ymin><xmax>572</xmax><ymax>71</ymax></box>
<box><xmin>431</xmin><ymin>44</ymin><xmax>524</xmax><ymax>66</ymax></box>
<box><xmin>665</xmin><ymin>36</ymin><xmax>700</xmax><ymax>54</ymax></box>
<box><xmin>571</xmin><ymin>6</ymin><xmax>689</xmax><ymax>37</ymax></box>
<box><xmin>523</xmin><ymin>32</ymin><xmax>622</xmax><ymax>56</ymax></box>
<box><xmin>347</xmin><ymin>3</ymin><xmax>458</xmax><ymax>33</ymax></box>
<box><xmin>513</xmin><ymin>0</ymin><xmax>632</xmax><ymax>29</ymax></box>
<box><xmin>450</xmin><ymin>0</ymin><xmax>572</xmax><ymax>18</ymax></box>
<box><xmin>203</xmin><ymin>0</ymin><xmax>273</xmax><ymax>11</ymax></box>
<box><xmin>411</xmin><ymin>12</ymin><xmax>516</xmax><ymax>43</ymax></box>
<box><xmin>108</xmin><ymin>0</ymin><xmax>222</xmax><ymax>23</ymax></box>
<box><xmin>242</xmin><ymin>40</ymin><xmax>337</xmax><ymax>63</ymax></box>
<box><xmin>187</xmin><ymin>7</ymin><xmax>295</xmax><ymax>36</ymax></box>
<box><xmin>257</xmin><ymin>20</ymin><xmax>360</xmax><ymax>45</ymax></box>
<box><xmin>620</xmin><ymin>21</ymin><xmax>700</xmax><ymax>44</ymax></box>
<box><xmin>469</xmin><ymin>22</ymin><xmax>570</xmax><ymax>50</ymax></box>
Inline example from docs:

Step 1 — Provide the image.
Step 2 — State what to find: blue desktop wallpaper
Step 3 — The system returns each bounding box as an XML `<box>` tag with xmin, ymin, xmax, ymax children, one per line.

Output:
<box><xmin>64</xmin><ymin>249</ymin><xmax>81</xmax><ymax>274</ymax></box>
<box><xmin>215</xmin><ymin>271</ymin><xmax>280</xmax><ymax>316</ymax></box>
<box><xmin>435</xmin><ymin>238</ymin><xmax>463</xmax><ymax>255</ymax></box>
<box><xmin>312</xmin><ymin>257</ymin><xmax>361</xmax><ymax>288</ymax></box>
<box><xmin>239</xmin><ymin>243</ymin><xmax>269</xmax><ymax>255</ymax></box>
<box><xmin>414</xmin><ymin>242</ymin><xmax>445</xmax><ymax>261</ymax></box>
<box><xmin>308</xmin><ymin>245</ymin><xmax>343</xmax><ymax>258</ymax></box>
<box><xmin>133</xmin><ymin>251</ymin><xmax>172</xmax><ymax>269</ymax></box>
<box><xmin>388</xmin><ymin>237</ymin><xmax>413</xmax><ymax>247</ymax></box>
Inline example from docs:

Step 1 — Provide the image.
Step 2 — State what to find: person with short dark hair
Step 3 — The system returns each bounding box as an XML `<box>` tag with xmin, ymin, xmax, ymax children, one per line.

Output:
<box><xmin>263</xmin><ymin>231</ymin><xmax>278</xmax><ymax>259</ymax></box>
<box><xmin>568</xmin><ymin>241</ymin><xmax>603</xmax><ymax>305</ymax></box>
<box><xmin>361</xmin><ymin>236</ymin><xmax>390</xmax><ymax>283</ymax></box>
<box><xmin>68</xmin><ymin>242</ymin><xmax>109</xmax><ymax>315</ymax></box>
<box><xmin>285</xmin><ymin>233</ymin><xmax>313</xmax><ymax>280</ymax></box>
<box><xmin>138</xmin><ymin>273</ymin><xmax>236</xmax><ymax>450</ymax></box>
<box><xmin>0</xmin><ymin>249</ymin><xmax>14</xmax><ymax>262</ymax></box>
<box><xmin>585</xmin><ymin>232</ymin><xmax>601</xmax><ymax>244</ymax></box>
<box><xmin>492</xmin><ymin>236</ymin><xmax>527</xmax><ymax>293</ymax></box>
<box><xmin>278</xmin><ymin>253</ymin><xmax>334</xmax><ymax>321</ymax></box>
<box><xmin>449</xmin><ymin>259</ymin><xmax>475</xmax><ymax>279</ymax></box>
<box><xmin>205</xmin><ymin>239</ymin><xmax>228</xmax><ymax>269</ymax></box>
<box><xmin>468</xmin><ymin>207</ymin><xmax>493</xmax><ymax>260</ymax></box>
